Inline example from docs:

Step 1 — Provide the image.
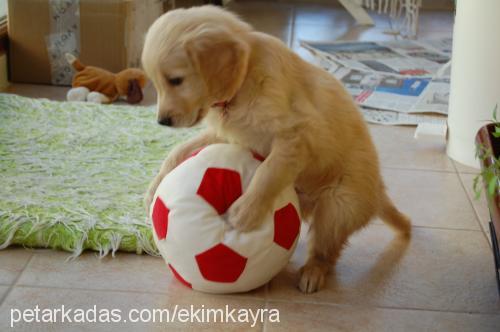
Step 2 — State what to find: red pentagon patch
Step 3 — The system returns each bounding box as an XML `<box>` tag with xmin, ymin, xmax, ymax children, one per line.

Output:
<box><xmin>273</xmin><ymin>203</ymin><xmax>301</xmax><ymax>250</ymax></box>
<box><xmin>251</xmin><ymin>151</ymin><xmax>265</xmax><ymax>162</ymax></box>
<box><xmin>152</xmin><ymin>197</ymin><xmax>169</xmax><ymax>240</ymax></box>
<box><xmin>195</xmin><ymin>243</ymin><xmax>247</xmax><ymax>283</ymax></box>
<box><xmin>168</xmin><ymin>263</ymin><xmax>192</xmax><ymax>289</ymax></box>
<box><xmin>196</xmin><ymin>167</ymin><xmax>242</xmax><ymax>215</ymax></box>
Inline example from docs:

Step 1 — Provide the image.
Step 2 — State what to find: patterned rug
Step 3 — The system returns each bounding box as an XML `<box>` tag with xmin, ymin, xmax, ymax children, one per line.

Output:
<box><xmin>0</xmin><ymin>94</ymin><xmax>198</xmax><ymax>258</ymax></box>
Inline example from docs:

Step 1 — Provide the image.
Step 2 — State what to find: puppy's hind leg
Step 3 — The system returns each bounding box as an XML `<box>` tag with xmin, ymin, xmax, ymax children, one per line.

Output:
<box><xmin>299</xmin><ymin>186</ymin><xmax>374</xmax><ymax>293</ymax></box>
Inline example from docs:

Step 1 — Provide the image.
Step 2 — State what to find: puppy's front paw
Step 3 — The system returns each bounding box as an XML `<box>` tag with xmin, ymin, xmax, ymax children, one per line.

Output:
<box><xmin>144</xmin><ymin>189</ymin><xmax>156</xmax><ymax>216</ymax></box>
<box><xmin>298</xmin><ymin>262</ymin><xmax>328</xmax><ymax>293</ymax></box>
<box><xmin>227</xmin><ymin>194</ymin><xmax>266</xmax><ymax>232</ymax></box>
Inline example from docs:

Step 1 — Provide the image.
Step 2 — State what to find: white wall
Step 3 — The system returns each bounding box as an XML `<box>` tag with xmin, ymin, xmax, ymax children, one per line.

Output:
<box><xmin>0</xmin><ymin>0</ymin><xmax>6</xmax><ymax>20</ymax></box>
<box><xmin>447</xmin><ymin>0</ymin><xmax>500</xmax><ymax>167</ymax></box>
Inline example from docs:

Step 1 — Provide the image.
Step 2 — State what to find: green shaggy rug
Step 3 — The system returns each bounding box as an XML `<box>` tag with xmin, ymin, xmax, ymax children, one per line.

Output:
<box><xmin>0</xmin><ymin>94</ymin><xmax>198</xmax><ymax>258</ymax></box>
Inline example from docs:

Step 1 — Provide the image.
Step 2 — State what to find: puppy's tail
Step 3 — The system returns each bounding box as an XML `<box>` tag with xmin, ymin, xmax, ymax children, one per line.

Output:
<box><xmin>65</xmin><ymin>53</ymin><xmax>85</xmax><ymax>71</ymax></box>
<box><xmin>378</xmin><ymin>192</ymin><xmax>411</xmax><ymax>238</ymax></box>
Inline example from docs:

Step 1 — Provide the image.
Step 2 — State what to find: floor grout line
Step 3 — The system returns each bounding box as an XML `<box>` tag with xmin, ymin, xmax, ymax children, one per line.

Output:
<box><xmin>5</xmin><ymin>282</ymin><xmax>498</xmax><ymax>317</ymax></box>
<box><xmin>451</xmin><ymin>160</ymin><xmax>479</xmax><ymax>175</ymax></box>
<box><xmin>0</xmin><ymin>252</ymin><xmax>35</xmax><ymax>307</ymax></box>
<box><xmin>262</xmin><ymin>299</ymin><xmax>269</xmax><ymax>332</ymax></box>
<box><xmin>381</xmin><ymin>165</ymin><xmax>458</xmax><ymax>174</ymax></box>
<box><xmin>454</xmin><ymin>167</ymin><xmax>493</xmax><ymax>248</ymax></box>
<box><xmin>265</xmin><ymin>298</ymin><xmax>500</xmax><ymax>316</ymax></box>
<box><xmin>371</xmin><ymin>221</ymin><xmax>483</xmax><ymax>233</ymax></box>
<box><xmin>5</xmin><ymin>283</ymin><xmax>267</xmax><ymax>303</ymax></box>
<box><xmin>404</xmin><ymin>224</ymin><xmax>482</xmax><ymax>233</ymax></box>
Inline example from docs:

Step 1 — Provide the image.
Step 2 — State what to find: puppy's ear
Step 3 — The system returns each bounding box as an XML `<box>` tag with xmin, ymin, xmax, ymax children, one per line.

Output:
<box><xmin>184</xmin><ymin>27</ymin><xmax>250</xmax><ymax>102</ymax></box>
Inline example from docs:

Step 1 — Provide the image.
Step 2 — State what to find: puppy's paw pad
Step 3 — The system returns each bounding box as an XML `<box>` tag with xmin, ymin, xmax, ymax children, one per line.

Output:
<box><xmin>227</xmin><ymin>209</ymin><xmax>260</xmax><ymax>233</ymax></box>
<box><xmin>227</xmin><ymin>196</ymin><xmax>264</xmax><ymax>232</ymax></box>
<box><xmin>298</xmin><ymin>264</ymin><xmax>326</xmax><ymax>293</ymax></box>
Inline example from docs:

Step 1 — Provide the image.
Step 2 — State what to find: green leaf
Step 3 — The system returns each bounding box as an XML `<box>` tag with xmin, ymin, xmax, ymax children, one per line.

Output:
<box><xmin>494</xmin><ymin>126</ymin><xmax>500</xmax><ymax>138</ymax></box>
<box><xmin>493</xmin><ymin>104</ymin><xmax>498</xmax><ymax>122</ymax></box>
<box><xmin>488</xmin><ymin>175</ymin><xmax>498</xmax><ymax>196</ymax></box>
<box><xmin>473</xmin><ymin>175</ymin><xmax>482</xmax><ymax>199</ymax></box>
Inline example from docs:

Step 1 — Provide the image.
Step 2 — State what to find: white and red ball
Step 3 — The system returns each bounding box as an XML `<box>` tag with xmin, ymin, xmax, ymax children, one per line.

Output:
<box><xmin>150</xmin><ymin>143</ymin><xmax>301</xmax><ymax>293</ymax></box>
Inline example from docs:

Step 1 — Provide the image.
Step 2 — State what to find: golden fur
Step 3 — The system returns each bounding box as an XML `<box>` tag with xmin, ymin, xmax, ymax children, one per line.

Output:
<box><xmin>142</xmin><ymin>5</ymin><xmax>411</xmax><ymax>293</ymax></box>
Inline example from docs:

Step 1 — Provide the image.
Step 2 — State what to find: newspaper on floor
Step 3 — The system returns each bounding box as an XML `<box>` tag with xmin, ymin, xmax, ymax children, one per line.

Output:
<box><xmin>302</xmin><ymin>38</ymin><xmax>452</xmax><ymax>78</ymax></box>
<box><xmin>301</xmin><ymin>38</ymin><xmax>452</xmax><ymax>125</ymax></box>
<box><xmin>361</xmin><ymin>108</ymin><xmax>447</xmax><ymax>126</ymax></box>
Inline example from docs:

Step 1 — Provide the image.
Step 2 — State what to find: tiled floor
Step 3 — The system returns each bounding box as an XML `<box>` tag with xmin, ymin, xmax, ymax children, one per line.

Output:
<box><xmin>2</xmin><ymin>1</ymin><xmax>500</xmax><ymax>331</ymax></box>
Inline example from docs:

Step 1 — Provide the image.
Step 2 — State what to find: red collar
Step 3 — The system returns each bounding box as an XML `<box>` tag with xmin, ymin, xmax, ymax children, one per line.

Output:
<box><xmin>212</xmin><ymin>100</ymin><xmax>230</xmax><ymax>118</ymax></box>
<box><xmin>212</xmin><ymin>101</ymin><xmax>229</xmax><ymax>109</ymax></box>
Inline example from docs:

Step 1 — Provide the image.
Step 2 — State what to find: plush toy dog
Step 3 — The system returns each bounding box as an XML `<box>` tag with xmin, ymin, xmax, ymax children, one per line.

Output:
<box><xmin>65</xmin><ymin>53</ymin><xmax>147</xmax><ymax>104</ymax></box>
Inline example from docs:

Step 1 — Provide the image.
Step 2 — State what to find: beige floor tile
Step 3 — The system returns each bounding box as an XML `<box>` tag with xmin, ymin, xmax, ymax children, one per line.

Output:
<box><xmin>266</xmin><ymin>301</ymin><xmax>500</xmax><ymax>332</ymax></box>
<box><xmin>332</xmin><ymin>25</ymin><xmax>399</xmax><ymax>42</ymax></box>
<box><xmin>395</xmin><ymin>10</ymin><xmax>454</xmax><ymax>40</ymax></box>
<box><xmin>454</xmin><ymin>160</ymin><xmax>481</xmax><ymax>175</ymax></box>
<box><xmin>293</xmin><ymin>5</ymin><xmax>454</xmax><ymax>41</ymax></box>
<box><xmin>16</xmin><ymin>250</ymin><xmax>170</xmax><ymax>293</ymax></box>
<box><xmin>228</xmin><ymin>0</ymin><xmax>293</xmax><ymax>25</ymax></box>
<box><xmin>382</xmin><ymin>168</ymin><xmax>480</xmax><ymax>230</ymax></box>
<box><xmin>0</xmin><ymin>286</ymin><xmax>265</xmax><ymax>331</ymax></box>
<box><xmin>292</xmin><ymin>23</ymin><xmax>396</xmax><ymax>49</ymax></box>
<box><xmin>369</xmin><ymin>124</ymin><xmax>455</xmax><ymax>171</ymax></box>
<box><xmin>0</xmin><ymin>286</ymin><xmax>9</xmax><ymax>303</ymax></box>
<box><xmin>294</xmin><ymin>3</ymin><xmax>391</xmax><ymax>28</ymax></box>
<box><xmin>269</xmin><ymin>224</ymin><xmax>499</xmax><ymax>313</ymax></box>
<box><xmin>418</xmin><ymin>10</ymin><xmax>455</xmax><ymax>32</ymax></box>
<box><xmin>418</xmin><ymin>28</ymin><xmax>453</xmax><ymax>40</ymax></box>
<box><xmin>5</xmin><ymin>84</ymin><xmax>67</xmax><ymax>101</ymax></box>
<box><xmin>254</xmin><ymin>22</ymin><xmax>294</xmax><ymax>45</ymax></box>
<box><xmin>0</xmin><ymin>248</ymin><xmax>33</xmax><ymax>286</ymax></box>
<box><xmin>227</xmin><ymin>0</ymin><xmax>293</xmax><ymax>44</ymax></box>
<box><xmin>294</xmin><ymin>4</ymin><xmax>353</xmax><ymax>27</ymax></box>
<box><xmin>459</xmin><ymin>173</ymin><xmax>493</xmax><ymax>243</ymax></box>
<box><xmin>292</xmin><ymin>24</ymin><xmax>396</xmax><ymax>64</ymax></box>
<box><xmin>15</xmin><ymin>250</ymin><xmax>266</xmax><ymax>300</ymax></box>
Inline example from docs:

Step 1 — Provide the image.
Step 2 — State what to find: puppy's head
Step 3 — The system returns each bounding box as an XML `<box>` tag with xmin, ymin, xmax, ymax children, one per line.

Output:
<box><xmin>142</xmin><ymin>6</ymin><xmax>252</xmax><ymax>127</ymax></box>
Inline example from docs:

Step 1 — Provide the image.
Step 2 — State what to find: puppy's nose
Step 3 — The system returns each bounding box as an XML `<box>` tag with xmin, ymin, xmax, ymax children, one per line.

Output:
<box><xmin>158</xmin><ymin>117</ymin><xmax>172</xmax><ymax>126</ymax></box>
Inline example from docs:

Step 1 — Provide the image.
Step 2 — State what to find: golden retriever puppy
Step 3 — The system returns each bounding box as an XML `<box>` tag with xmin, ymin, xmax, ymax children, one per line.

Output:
<box><xmin>142</xmin><ymin>5</ymin><xmax>411</xmax><ymax>293</ymax></box>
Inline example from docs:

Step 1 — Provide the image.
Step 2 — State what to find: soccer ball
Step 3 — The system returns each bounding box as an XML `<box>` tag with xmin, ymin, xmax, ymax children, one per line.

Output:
<box><xmin>150</xmin><ymin>143</ymin><xmax>301</xmax><ymax>293</ymax></box>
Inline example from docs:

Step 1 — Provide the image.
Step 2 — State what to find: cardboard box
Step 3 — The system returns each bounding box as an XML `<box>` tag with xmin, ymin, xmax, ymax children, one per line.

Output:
<box><xmin>8</xmin><ymin>0</ymin><xmax>164</xmax><ymax>85</ymax></box>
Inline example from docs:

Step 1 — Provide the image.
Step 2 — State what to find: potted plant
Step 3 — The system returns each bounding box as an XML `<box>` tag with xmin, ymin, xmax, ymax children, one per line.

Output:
<box><xmin>474</xmin><ymin>105</ymin><xmax>500</xmax><ymax>295</ymax></box>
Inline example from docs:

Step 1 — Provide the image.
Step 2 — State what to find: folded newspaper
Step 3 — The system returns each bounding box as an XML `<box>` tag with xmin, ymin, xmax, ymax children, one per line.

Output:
<box><xmin>302</xmin><ymin>38</ymin><xmax>452</xmax><ymax>126</ymax></box>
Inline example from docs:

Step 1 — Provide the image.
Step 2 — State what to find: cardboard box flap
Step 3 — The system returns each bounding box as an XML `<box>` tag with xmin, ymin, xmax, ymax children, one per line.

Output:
<box><xmin>8</xmin><ymin>0</ymin><xmax>164</xmax><ymax>85</ymax></box>
<box><xmin>8</xmin><ymin>0</ymin><xmax>52</xmax><ymax>84</ymax></box>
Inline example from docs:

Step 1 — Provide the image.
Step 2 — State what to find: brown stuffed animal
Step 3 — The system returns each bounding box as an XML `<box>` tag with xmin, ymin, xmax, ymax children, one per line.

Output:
<box><xmin>65</xmin><ymin>53</ymin><xmax>147</xmax><ymax>104</ymax></box>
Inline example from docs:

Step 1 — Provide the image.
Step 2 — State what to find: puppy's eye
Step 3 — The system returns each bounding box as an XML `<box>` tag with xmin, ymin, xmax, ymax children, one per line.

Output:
<box><xmin>168</xmin><ymin>77</ymin><xmax>183</xmax><ymax>86</ymax></box>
